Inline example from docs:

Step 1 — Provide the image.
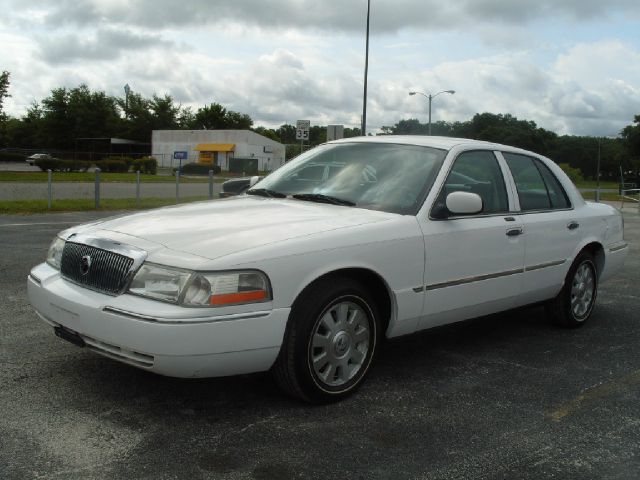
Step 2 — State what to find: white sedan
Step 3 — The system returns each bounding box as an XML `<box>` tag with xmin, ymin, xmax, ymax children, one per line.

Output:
<box><xmin>28</xmin><ymin>136</ymin><xmax>628</xmax><ymax>403</ymax></box>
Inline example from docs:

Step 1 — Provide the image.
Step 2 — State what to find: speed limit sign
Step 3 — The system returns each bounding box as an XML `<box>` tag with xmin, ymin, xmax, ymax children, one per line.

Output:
<box><xmin>296</xmin><ymin>120</ymin><xmax>310</xmax><ymax>141</ymax></box>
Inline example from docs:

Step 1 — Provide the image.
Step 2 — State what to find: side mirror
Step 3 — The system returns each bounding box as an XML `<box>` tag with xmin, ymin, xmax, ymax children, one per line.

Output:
<box><xmin>445</xmin><ymin>191</ymin><xmax>483</xmax><ymax>215</ymax></box>
<box><xmin>249</xmin><ymin>176</ymin><xmax>260</xmax><ymax>187</ymax></box>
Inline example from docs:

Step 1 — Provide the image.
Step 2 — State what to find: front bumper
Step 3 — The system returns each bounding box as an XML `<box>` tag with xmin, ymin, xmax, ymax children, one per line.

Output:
<box><xmin>27</xmin><ymin>263</ymin><xmax>290</xmax><ymax>378</ymax></box>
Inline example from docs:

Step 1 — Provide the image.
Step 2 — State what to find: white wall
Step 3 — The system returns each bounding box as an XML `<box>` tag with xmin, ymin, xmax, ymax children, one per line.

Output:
<box><xmin>151</xmin><ymin>130</ymin><xmax>285</xmax><ymax>171</ymax></box>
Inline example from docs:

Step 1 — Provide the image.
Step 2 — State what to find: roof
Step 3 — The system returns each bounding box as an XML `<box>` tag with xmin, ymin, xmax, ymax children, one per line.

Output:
<box><xmin>194</xmin><ymin>143</ymin><xmax>235</xmax><ymax>152</ymax></box>
<box><xmin>328</xmin><ymin>135</ymin><xmax>529</xmax><ymax>153</ymax></box>
<box><xmin>75</xmin><ymin>137</ymin><xmax>148</xmax><ymax>145</ymax></box>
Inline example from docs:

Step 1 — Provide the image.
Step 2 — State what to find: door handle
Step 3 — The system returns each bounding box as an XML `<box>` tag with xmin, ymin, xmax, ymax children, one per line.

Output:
<box><xmin>506</xmin><ymin>228</ymin><xmax>523</xmax><ymax>237</ymax></box>
<box><xmin>567</xmin><ymin>221</ymin><xmax>579</xmax><ymax>230</ymax></box>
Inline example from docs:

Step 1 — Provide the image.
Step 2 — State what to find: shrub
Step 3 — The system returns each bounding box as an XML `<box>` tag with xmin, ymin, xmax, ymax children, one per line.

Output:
<box><xmin>174</xmin><ymin>163</ymin><xmax>221</xmax><ymax>175</ymax></box>
<box><xmin>110</xmin><ymin>156</ymin><xmax>135</xmax><ymax>170</ymax></box>
<box><xmin>35</xmin><ymin>158</ymin><xmax>91</xmax><ymax>172</ymax></box>
<box><xmin>558</xmin><ymin>163</ymin><xmax>584</xmax><ymax>183</ymax></box>
<box><xmin>0</xmin><ymin>151</ymin><xmax>27</xmax><ymax>162</ymax></box>
<box><xmin>131</xmin><ymin>156</ymin><xmax>158</xmax><ymax>175</ymax></box>
<box><xmin>95</xmin><ymin>159</ymin><xmax>128</xmax><ymax>173</ymax></box>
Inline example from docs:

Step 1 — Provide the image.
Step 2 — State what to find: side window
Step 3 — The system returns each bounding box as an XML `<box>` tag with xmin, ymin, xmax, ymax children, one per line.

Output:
<box><xmin>503</xmin><ymin>153</ymin><xmax>570</xmax><ymax>211</ymax></box>
<box><xmin>434</xmin><ymin>150</ymin><xmax>509</xmax><ymax>216</ymax></box>
<box><xmin>535</xmin><ymin>160</ymin><xmax>571</xmax><ymax>209</ymax></box>
<box><xmin>296</xmin><ymin>165</ymin><xmax>325</xmax><ymax>180</ymax></box>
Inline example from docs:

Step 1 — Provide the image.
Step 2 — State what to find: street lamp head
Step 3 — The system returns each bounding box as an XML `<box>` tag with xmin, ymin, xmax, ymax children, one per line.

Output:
<box><xmin>409</xmin><ymin>91</ymin><xmax>417</xmax><ymax>96</ymax></box>
<box><xmin>446</xmin><ymin>90</ymin><xmax>455</xmax><ymax>94</ymax></box>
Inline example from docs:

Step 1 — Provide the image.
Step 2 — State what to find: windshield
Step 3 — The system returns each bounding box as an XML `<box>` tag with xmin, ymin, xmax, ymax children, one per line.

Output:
<box><xmin>251</xmin><ymin>142</ymin><xmax>447</xmax><ymax>214</ymax></box>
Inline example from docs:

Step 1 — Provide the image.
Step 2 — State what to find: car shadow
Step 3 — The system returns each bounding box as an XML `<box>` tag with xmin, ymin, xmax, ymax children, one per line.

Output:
<box><xmin>46</xmin><ymin>303</ymin><xmax>565</xmax><ymax>414</ymax></box>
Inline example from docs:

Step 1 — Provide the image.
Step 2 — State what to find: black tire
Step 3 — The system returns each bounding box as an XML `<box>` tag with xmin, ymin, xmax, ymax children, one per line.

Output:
<box><xmin>546</xmin><ymin>252</ymin><xmax>598</xmax><ymax>328</ymax></box>
<box><xmin>273</xmin><ymin>277</ymin><xmax>380</xmax><ymax>403</ymax></box>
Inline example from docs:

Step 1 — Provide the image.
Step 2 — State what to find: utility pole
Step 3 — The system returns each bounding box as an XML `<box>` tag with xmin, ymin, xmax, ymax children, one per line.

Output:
<box><xmin>361</xmin><ymin>0</ymin><xmax>370</xmax><ymax>137</ymax></box>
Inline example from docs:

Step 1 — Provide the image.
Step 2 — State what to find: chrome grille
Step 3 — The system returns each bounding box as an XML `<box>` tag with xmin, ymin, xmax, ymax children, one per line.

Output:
<box><xmin>61</xmin><ymin>242</ymin><xmax>134</xmax><ymax>295</ymax></box>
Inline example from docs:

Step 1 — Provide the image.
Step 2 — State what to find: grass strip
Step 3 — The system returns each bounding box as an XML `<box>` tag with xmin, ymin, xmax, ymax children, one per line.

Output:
<box><xmin>0</xmin><ymin>172</ymin><xmax>224</xmax><ymax>183</ymax></box>
<box><xmin>580</xmin><ymin>192</ymin><xmax>632</xmax><ymax>202</ymax></box>
<box><xmin>0</xmin><ymin>196</ymin><xmax>214</xmax><ymax>214</ymax></box>
<box><xmin>574</xmin><ymin>180</ymin><xmax>620</xmax><ymax>189</ymax></box>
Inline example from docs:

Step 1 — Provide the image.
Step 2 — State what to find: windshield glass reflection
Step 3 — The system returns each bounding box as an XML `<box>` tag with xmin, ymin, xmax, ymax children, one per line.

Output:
<box><xmin>252</xmin><ymin>142</ymin><xmax>447</xmax><ymax>214</ymax></box>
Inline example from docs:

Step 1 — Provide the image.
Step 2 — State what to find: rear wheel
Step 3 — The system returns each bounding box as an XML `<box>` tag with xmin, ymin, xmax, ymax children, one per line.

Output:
<box><xmin>273</xmin><ymin>277</ymin><xmax>380</xmax><ymax>403</ymax></box>
<box><xmin>546</xmin><ymin>252</ymin><xmax>598</xmax><ymax>328</ymax></box>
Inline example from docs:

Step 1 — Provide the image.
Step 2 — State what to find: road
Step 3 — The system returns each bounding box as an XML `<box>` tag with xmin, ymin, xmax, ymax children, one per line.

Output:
<box><xmin>0</xmin><ymin>209</ymin><xmax>638</xmax><ymax>479</ymax></box>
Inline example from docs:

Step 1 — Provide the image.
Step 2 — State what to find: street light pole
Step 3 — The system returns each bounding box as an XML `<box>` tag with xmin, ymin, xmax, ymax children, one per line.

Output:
<box><xmin>124</xmin><ymin>83</ymin><xmax>131</xmax><ymax>118</ymax></box>
<box><xmin>361</xmin><ymin>0</ymin><xmax>371</xmax><ymax>137</ymax></box>
<box><xmin>409</xmin><ymin>90</ymin><xmax>455</xmax><ymax>135</ymax></box>
<box><xmin>596</xmin><ymin>137</ymin><xmax>601</xmax><ymax>203</ymax></box>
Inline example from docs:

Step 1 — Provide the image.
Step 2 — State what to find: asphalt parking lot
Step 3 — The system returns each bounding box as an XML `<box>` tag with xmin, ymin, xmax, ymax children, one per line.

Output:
<box><xmin>1</xmin><ymin>208</ymin><xmax>638</xmax><ymax>479</ymax></box>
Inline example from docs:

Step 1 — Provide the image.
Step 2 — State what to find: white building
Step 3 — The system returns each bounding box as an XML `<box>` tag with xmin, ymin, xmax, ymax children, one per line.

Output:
<box><xmin>151</xmin><ymin>130</ymin><xmax>286</xmax><ymax>172</ymax></box>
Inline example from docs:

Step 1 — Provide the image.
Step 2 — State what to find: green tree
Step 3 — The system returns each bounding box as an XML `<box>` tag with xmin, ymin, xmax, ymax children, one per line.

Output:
<box><xmin>0</xmin><ymin>71</ymin><xmax>9</xmax><ymax>118</ymax></box>
<box><xmin>0</xmin><ymin>71</ymin><xmax>10</xmax><ymax>146</ymax></box>
<box><xmin>116</xmin><ymin>91</ymin><xmax>153</xmax><ymax>142</ymax></box>
<box><xmin>253</xmin><ymin>126</ymin><xmax>280</xmax><ymax>142</ymax></box>
<box><xmin>7</xmin><ymin>102</ymin><xmax>44</xmax><ymax>148</ymax></box>
<box><xmin>277</xmin><ymin>124</ymin><xmax>297</xmax><ymax>144</ymax></box>
<box><xmin>149</xmin><ymin>94</ymin><xmax>180</xmax><ymax>130</ymax></box>
<box><xmin>184</xmin><ymin>103</ymin><xmax>253</xmax><ymax>130</ymax></box>
<box><xmin>38</xmin><ymin>85</ymin><xmax>121</xmax><ymax>149</ymax></box>
<box><xmin>621</xmin><ymin>115</ymin><xmax>640</xmax><ymax>178</ymax></box>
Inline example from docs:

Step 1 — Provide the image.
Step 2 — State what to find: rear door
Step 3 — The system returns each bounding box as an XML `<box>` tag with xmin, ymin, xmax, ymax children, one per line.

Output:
<box><xmin>500</xmin><ymin>152</ymin><xmax>578</xmax><ymax>304</ymax></box>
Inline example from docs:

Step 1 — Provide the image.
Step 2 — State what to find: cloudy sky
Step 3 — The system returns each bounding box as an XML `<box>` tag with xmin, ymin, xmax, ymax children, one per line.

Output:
<box><xmin>1</xmin><ymin>0</ymin><xmax>640</xmax><ymax>136</ymax></box>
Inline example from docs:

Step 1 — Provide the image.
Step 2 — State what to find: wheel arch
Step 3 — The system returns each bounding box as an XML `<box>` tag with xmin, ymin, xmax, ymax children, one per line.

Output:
<box><xmin>290</xmin><ymin>267</ymin><xmax>396</xmax><ymax>336</ymax></box>
<box><xmin>577</xmin><ymin>241</ymin><xmax>605</xmax><ymax>279</ymax></box>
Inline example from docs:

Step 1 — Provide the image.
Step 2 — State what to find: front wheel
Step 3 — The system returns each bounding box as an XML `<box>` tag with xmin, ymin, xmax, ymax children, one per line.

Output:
<box><xmin>546</xmin><ymin>252</ymin><xmax>598</xmax><ymax>328</ymax></box>
<box><xmin>273</xmin><ymin>277</ymin><xmax>380</xmax><ymax>403</ymax></box>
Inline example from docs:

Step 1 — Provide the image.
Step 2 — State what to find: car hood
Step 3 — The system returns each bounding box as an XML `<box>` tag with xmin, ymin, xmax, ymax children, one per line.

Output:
<box><xmin>69</xmin><ymin>196</ymin><xmax>395</xmax><ymax>261</ymax></box>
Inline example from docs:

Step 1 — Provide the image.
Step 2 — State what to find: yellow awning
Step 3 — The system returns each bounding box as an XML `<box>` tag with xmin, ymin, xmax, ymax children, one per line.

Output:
<box><xmin>194</xmin><ymin>143</ymin><xmax>235</xmax><ymax>152</ymax></box>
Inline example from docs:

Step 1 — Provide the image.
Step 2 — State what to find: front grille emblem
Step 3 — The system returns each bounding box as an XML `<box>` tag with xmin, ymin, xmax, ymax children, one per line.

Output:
<box><xmin>80</xmin><ymin>255</ymin><xmax>92</xmax><ymax>275</ymax></box>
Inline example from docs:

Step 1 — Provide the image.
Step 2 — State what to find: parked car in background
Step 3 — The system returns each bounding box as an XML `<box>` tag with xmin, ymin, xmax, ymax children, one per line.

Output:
<box><xmin>219</xmin><ymin>176</ymin><xmax>263</xmax><ymax>198</ymax></box>
<box><xmin>26</xmin><ymin>153</ymin><xmax>53</xmax><ymax>166</ymax></box>
<box><xmin>28</xmin><ymin>136</ymin><xmax>628</xmax><ymax>403</ymax></box>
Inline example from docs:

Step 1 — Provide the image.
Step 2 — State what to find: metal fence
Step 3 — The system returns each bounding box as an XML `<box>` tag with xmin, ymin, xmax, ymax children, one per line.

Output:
<box><xmin>1</xmin><ymin>169</ymin><xmax>221</xmax><ymax>209</ymax></box>
<box><xmin>620</xmin><ymin>188</ymin><xmax>640</xmax><ymax>212</ymax></box>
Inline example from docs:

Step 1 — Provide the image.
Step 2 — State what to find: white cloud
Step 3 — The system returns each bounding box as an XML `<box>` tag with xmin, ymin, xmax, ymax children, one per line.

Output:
<box><xmin>1</xmin><ymin>1</ymin><xmax>639</xmax><ymax>138</ymax></box>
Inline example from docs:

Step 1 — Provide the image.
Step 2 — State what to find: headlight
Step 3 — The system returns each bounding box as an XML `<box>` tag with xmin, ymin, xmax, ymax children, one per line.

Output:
<box><xmin>46</xmin><ymin>236</ymin><xmax>65</xmax><ymax>270</ymax></box>
<box><xmin>128</xmin><ymin>265</ymin><xmax>271</xmax><ymax>307</ymax></box>
<box><xmin>182</xmin><ymin>271</ymin><xmax>271</xmax><ymax>307</ymax></box>
<box><xmin>128</xmin><ymin>263</ymin><xmax>192</xmax><ymax>304</ymax></box>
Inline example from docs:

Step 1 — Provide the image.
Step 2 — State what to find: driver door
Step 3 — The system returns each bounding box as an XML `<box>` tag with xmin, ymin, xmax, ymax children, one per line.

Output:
<box><xmin>417</xmin><ymin>150</ymin><xmax>525</xmax><ymax>330</ymax></box>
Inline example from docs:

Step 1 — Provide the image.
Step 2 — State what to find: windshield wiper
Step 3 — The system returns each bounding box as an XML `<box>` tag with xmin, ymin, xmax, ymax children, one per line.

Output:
<box><xmin>292</xmin><ymin>193</ymin><xmax>356</xmax><ymax>206</ymax></box>
<box><xmin>246</xmin><ymin>188</ymin><xmax>286</xmax><ymax>198</ymax></box>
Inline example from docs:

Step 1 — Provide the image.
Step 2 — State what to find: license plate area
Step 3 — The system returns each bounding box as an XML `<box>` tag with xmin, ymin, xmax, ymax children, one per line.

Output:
<box><xmin>54</xmin><ymin>326</ymin><xmax>86</xmax><ymax>348</ymax></box>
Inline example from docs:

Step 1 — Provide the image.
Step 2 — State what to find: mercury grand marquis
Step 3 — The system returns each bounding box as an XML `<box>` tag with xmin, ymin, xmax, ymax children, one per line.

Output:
<box><xmin>28</xmin><ymin>136</ymin><xmax>628</xmax><ymax>402</ymax></box>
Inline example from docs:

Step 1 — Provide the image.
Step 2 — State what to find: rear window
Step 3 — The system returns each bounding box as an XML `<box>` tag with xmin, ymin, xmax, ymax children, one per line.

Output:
<box><xmin>503</xmin><ymin>153</ymin><xmax>570</xmax><ymax>211</ymax></box>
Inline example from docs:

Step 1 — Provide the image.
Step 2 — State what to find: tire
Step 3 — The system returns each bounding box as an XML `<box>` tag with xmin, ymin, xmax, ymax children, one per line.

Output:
<box><xmin>273</xmin><ymin>277</ymin><xmax>380</xmax><ymax>403</ymax></box>
<box><xmin>546</xmin><ymin>252</ymin><xmax>598</xmax><ymax>328</ymax></box>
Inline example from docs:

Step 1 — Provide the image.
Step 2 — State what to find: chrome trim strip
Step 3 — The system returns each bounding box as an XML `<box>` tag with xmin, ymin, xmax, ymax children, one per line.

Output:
<box><xmin>425</xmin><ymin>268</ymin><xmax>524</xmax><ymax>291</ymax></box>
<box><xmin>524</xmin><ymin>259</ymin><xmax>566</xmax><ymax>272</ymax></box>
<box><xmin>609</xmin><ymin>243</ymin><xmax>628</xmax><ymax>253</ymax></box>
<box><xmin>424</xmin><ymin>259</ymin><xmax>568</xmax><ymax>291</ymax></box>
<box><xmin>28</xmin><ymin>273</ymin><xmax>42</xmax><ymax>285</ymax></box>
<box><xmin>102</xmin><ymin>306</ymin><xmax>271</xmax><ymax>324</ymax></box>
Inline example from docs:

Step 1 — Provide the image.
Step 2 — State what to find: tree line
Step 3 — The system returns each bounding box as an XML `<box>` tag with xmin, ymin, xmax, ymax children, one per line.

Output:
<box><xmin>0</xmin><ymin>72</ymin><xmax>638</xmax><ymax>180</ymax></box>
<box><xmin>380</xmin><ymin>114</ymin><xmax>640</xmax><ymax>181</ymax></box>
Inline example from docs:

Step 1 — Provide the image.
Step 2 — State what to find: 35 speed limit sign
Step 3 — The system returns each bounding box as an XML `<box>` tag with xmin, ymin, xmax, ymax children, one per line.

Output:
<box><xmin>296</xmin><ymin>120</ymin><xmax>310</xmax><ymax>141</ymax></box>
